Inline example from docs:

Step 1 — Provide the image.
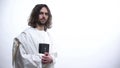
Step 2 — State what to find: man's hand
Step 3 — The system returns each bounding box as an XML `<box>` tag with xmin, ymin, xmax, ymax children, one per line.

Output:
<box><xmin>42</xmin><ymin>52</ymin><xmax>53</xmax><ymax>64</ymax></box>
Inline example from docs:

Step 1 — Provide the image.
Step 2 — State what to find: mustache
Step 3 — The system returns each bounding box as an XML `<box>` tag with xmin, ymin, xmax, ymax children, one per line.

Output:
<box><xmin>41</xmin><ymin>17</ymin><xmax>46</xmax><ymax>20</ymax></box>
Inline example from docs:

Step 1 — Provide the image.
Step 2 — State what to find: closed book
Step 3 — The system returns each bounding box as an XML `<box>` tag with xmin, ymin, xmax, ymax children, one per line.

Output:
<box><xmin>39</xmin><ymin>43</ymin><xmax>49</xmax><ymax>54</ymax></box>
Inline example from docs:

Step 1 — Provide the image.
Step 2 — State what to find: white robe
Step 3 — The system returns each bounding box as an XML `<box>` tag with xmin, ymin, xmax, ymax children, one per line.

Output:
<box><xmin>12</xmin><ymin>27</ymin><xmax>57</xmax><ymax>68</ymax></box>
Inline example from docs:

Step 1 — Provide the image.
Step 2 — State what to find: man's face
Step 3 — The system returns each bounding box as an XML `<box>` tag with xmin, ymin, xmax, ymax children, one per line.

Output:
<box><xmin>38</xmin><ymin>7</ymin><xmax>49</xmax><ymax>25</ymax></box>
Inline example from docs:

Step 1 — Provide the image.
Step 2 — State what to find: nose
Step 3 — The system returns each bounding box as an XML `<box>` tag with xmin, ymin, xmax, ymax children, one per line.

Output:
<box><xmin>41</xmin><ymin>13</ymin><xmax>46</xmax><ymax>18</ymax></box>
<box><xmin>43</xmin><ymin>13</ymin><xmax>46</xmax><ymax>17</ymax></box>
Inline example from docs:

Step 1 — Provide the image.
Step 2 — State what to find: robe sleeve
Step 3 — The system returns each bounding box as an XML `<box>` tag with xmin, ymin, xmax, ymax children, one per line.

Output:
<box><xmin>50</xmin><ymin>43</ymin><xmax>57</xmax><ymax>64</ymax></box>
<box><xmin>18</xmin><ymin>43</ymin><xmax>42</xmax><ymax>68</ymax></box>
<box><xmin>12</xmin><ymin>33</ymin><xmax>42</xmax><ymax>68</ymax></box>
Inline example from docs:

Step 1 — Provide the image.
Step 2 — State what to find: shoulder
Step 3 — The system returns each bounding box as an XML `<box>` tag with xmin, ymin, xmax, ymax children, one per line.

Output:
<box><xmin>46</xmin><ymin>29</ymin><xmax>55</xmax><ymax>38</ymax></box>
<box><xmin>16</xmin><ymin>27</ymin><xmax>35</xmax><ymax>40</ymax></box>
<box><xmin>19</xmin><ymin>27</ymin><xmax>37</xmax><ymax>36</ymax></box>
<box><xmin>46</xmin><ymin>30</ymin><xmax>55</xmax><ymax>41</ymax></box>
<box><xmin>23</xmin><ymin>27</ymin><xmax>35</xmax><ymax>33</ymax></box>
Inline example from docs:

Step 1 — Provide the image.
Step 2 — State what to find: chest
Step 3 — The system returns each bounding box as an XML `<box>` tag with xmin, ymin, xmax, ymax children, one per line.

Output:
<box><xmin>31</xmin><ymin>31</ymin><xmax>51</xmax><ymax>46</ymax></box>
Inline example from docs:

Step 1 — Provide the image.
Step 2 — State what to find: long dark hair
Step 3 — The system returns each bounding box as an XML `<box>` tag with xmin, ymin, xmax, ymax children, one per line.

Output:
<box><xmin>28</xmin><ymin>4</ymin><xmax>52</xmax><ymax>31</ymax></box>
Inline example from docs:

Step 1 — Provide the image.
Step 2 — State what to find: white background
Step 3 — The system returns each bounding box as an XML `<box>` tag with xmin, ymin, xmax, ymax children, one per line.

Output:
<box><xmin>0</xmin><ymin>0</ymin><xmax>120</xmax><ymax>68</ymax></box>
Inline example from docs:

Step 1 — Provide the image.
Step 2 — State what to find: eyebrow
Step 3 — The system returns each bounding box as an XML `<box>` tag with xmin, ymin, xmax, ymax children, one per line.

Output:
<box><xmin>39</xmin><ymin>12</ymin><xmax>48</xmax><ymax>15</ymax></box>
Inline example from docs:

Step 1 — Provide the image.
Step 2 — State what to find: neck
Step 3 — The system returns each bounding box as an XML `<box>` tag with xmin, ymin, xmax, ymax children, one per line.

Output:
<box><xmin>36</xmin><ymin>24</ymin><xmax>44</xmax><ymax>31</ymax></box>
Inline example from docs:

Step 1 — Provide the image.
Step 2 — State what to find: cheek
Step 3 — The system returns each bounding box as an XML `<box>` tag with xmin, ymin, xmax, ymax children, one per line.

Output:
<box><xmin>46</xmin><ymin>16</ymin><xmax>49</xmax><ymax>19</ymax></box>
<box><xmin>39</xmin><ymin>15</ymin><xmax>42</xmax><ymax>19</ymax></box>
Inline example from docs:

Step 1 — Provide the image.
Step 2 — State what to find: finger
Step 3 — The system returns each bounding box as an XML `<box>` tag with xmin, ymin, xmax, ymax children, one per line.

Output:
<box><xmin>42</xmin><ymin>60</ymin><xmax>48</xmax><ymax>64</ymax></box>
<box><xmin>44</xmin><ymin>52</ymin><xmax>49</xmax><ymax>56</ymax></box>
<box><xmin>42</xmin><ymin>56</ymin><xmax>47</xmax><ymax>59</ymax></box>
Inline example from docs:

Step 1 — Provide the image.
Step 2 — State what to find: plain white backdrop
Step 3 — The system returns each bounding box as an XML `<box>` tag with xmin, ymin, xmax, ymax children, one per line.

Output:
<box><xmin>0</xmin><ymin>0</ymin><xmax>120</xmax><ymax>68</ymax></box>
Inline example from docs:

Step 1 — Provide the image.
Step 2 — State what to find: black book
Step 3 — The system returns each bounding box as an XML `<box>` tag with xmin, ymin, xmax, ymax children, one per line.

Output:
<box><xmin>39</xmin><ymin>43</ymin><xmax>49</xmax><ymax>54</ymax></box>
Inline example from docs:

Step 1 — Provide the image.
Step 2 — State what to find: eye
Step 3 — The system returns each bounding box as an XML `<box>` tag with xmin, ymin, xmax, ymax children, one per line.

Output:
<box><xmin>45</xmin><ymin>13</ymin><xmax>48</xmax><ymax>16</ymax></box>
<box><xmin>39</xmin><ymin>12</ymin><xmax>44</xmax><ymax>15</ymax></box>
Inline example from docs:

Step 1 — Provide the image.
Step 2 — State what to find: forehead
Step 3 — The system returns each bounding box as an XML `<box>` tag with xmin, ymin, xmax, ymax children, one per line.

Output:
<box><xmin>40</xmin><ymin>7</ymin><xmax>48</xmax><ymax>12</ymax></box>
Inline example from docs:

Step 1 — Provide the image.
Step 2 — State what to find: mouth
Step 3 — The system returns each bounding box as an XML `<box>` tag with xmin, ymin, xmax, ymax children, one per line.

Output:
<box><xmin>41</xmin><ymin>19</ymin><xmax>46</xmax><ymax>22</ymax></box>
<box><xmin>40</xmin><ymin>19</ymin><xmax>47</xmax><ymax>23</ymax></box>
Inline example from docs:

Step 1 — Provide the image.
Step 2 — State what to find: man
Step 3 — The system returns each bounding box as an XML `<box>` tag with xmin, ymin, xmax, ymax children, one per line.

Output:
<box><xmin>12</xmin><ymin>4</ymin><xmax>57</xmax><ymax>68</ymax></box>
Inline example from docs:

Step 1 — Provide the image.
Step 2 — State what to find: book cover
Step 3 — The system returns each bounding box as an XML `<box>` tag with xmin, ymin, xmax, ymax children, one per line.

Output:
<box><xmin>39</xmin><ymin>43</ymin><xmax>49</xmax><ymax>54</ymax></box>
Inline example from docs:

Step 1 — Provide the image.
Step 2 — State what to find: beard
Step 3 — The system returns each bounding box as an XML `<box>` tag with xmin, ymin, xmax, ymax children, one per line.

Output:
<box><xmin>37</xmin><ymin>18</ymin><xmax>47</xmax><ymax>26</ymax></box>
<box><xmin>37</xmin><ymin>21</ymin><xmax>46</xmax><ymax>26</ymax></box>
